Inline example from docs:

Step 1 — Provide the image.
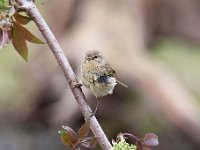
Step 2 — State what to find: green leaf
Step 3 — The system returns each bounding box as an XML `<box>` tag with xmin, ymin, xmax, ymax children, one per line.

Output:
<box><xmin>78</xmin><ymin>121</ymin><xmax>90</xmax><ymax>141</ymax></box>
<box><xmin>58</xmin><ymin>130</ymin><xmax>73</xmax><ymax>147</ymax></box>
<box><xmin>59</xmin><ymin>126</ymin><xmax>79</xmax><ymax>148</ymax></box>
<box><xmin>13</xmin><ymin>13</ymin><xmax>32</xmax><ymax>25</ymax></box>
<box><xmin>0</xmin><ymin>0</ymin><xmax>7</xmax><ymax>5</ymax></box>
<box><xmin>12</xmin><ymin>24</ymin><xmax>28</xmax><ymax>61</ymax></box>
<box><xmin>13</xmin><ymin>21</ymin><xmax>45</xmax><ymax>44</ymax></box>
<box><xmin>112</xmin><ymin>134</ymin><xmax>137</xmax><ymax>150</ymax></box>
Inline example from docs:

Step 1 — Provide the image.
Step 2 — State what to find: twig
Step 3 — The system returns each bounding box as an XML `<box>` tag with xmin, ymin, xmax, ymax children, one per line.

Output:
<box><xmin>15</xmin><ymin>0</ymin><xmax>112</xmax><ymax>149</ymax></box>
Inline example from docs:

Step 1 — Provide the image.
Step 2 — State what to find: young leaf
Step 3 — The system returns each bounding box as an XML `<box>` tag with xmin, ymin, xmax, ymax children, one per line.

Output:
<box><xmin>12</xmin><ymin>25</ymin><xmax>28</xmax><ymax>61</ymax></box>
<box><xmin>13</xmin><ymin>21</ymin><xmax>45</xmax><ymax>44</ymax></box>
<box><xmin>0</xmin><ymin>0</ymin><xmax>7</xmax><ymax>5</ymax></box>
<box><xmin>58</xmin><ymin>130</ymin><xmax>76</xmax><ymax>147</ymax></box>
<box><xmin>81</xmin><ymin>137</ymin><xmax>97</xmax><ymax>148</ymax></box>
<box><xmin>78</xmin><ymin>121</ymin><xmax>90</xmax><ymax>141</ymax></box>
<box><xmin>141</xmin><ymin>133</ymin><xmax>159</xmax><ymax>147</ymax></box>
<box><xmin>13</xmin><ymin>13</ymin><xmax>32</xmax><ymax>25</ymax></box>
<box><xmin>61</xmin><ymin>126</ymin><xmax>79</xmax><ymax>147</ymax></box>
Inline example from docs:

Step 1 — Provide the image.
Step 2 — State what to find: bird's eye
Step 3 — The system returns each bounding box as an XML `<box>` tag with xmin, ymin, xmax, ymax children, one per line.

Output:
<box><xmin>93</xmin><ymin>56</ymin><xmax>98</xmax><ymax>59</ymax></box>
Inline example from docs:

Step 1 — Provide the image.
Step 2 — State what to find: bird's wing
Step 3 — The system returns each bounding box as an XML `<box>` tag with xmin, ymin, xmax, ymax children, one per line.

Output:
<box><xmin>104</xmin><ymin>63</ymin><xmax>128</xmax><ymax>88</ymax></box>
<box><xmin>104</xmin><ymin>63</ymin><xmax>116</xmax><ymax>76</ymax></box>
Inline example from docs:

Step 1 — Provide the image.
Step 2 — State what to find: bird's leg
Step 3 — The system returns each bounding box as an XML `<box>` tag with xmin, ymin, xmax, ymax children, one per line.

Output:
<box><xmin>93</xmin><ymin>98</ymin><xmax>100</xmax><ymax>114</ymax></box>
<box><xmin>89</xmin><ymin>98</ymin><xmax>100</xmax><ymax>117</ymax></box>
<box><xmin>71</xmin><ymin>80</ymin><xmax>82</xmax><ymax>89</ymax></box>
<box><xmin>75</xmin><ymin>82</ymin><xmax>82</xmax><ymax>88</ymax></box>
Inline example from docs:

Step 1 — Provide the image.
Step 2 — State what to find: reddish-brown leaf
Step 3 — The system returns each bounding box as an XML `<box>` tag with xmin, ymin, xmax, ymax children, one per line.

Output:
<box><xmin>81</xmin><ymin>137</ymin><xmax>97</xmax><ymax>148</ymax></box>
<box><xmin>12</xmin><ymin>25</ymin><xmax>28</xmax><ymax>61</ymax></box>
<box><xmin>62</xmin><ymin>126</ymin><xmax>79</xmax><ymax>147</ymax></box>
<box><xmin>13</xmin><ymin>13</ymin><xmax>32</xmax><ymax>25</ymax></box>
<box><xmin>78</xmin><ymin>121</ymin><xmax>90</xmax><ymax>141</ymax></box>
<box><xmin>142</xmin><ymin>133</ymin><xmax>159</xmax><ymax>147</ymax></box>
<box><xmin>13</xmin><ymin>21</ymin><xmax>45</xmax><ymax>44</ymax></box>
<box><xmin>58</xmin><ymin>130</ymin><xmax>76</xmax><ymax>148</ymax></box>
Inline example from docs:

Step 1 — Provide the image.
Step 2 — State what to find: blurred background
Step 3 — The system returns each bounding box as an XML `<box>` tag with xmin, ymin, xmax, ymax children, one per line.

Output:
<box><xmin>1</xmin><ymin>0</ymin><xmax>200</xmax><ymax>149</ymax></box>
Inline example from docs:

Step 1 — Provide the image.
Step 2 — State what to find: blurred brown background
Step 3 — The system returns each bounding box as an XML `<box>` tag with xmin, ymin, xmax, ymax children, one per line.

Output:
<box><xmin>1</xmin><ymin>0</ymin><xmax>200</xmax><ymax>149</ymax></box>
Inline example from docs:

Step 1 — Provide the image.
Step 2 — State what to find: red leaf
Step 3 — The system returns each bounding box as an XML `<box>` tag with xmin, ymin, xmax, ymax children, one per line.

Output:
<box><xmin>78</xmin><ymin>121</ymin><xmax>90</xmax><ymax>141</ymax></box>
<box><xmin>13</xmin><ymin>21</ymin><xmax>45</xmax><ymax>44</ymax></box>
<box><xmin>13</xmin><ymin>13</ymin><xmax>32</xmax><ymax>25</ymax></box>
<box><xmin>142</xmin><ymin>133</ymin><xmax>159</xmax><ymax>147</ymax></box>
<box><xmin>12</xmin><ymin>25</ymin><xmax>28</xmax><ymax>61</ymax></box>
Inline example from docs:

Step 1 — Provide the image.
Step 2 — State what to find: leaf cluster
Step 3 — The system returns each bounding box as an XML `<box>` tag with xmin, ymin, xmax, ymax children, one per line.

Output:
<box><xmin>0</xmin><ymin>0</ymin><xmax>7</xmax><ymax>6</ymax></box>
<box><xmin>0</xmin><ymin>2</ymin><xmax>44</xmax><ymax>61</ymax></box>
<box><xmin>58</xmin><ymin>121</ymin><xmax>97</xmax><ymax>150</ymax></box>
<box><xmin>113</xmin><ymin>133</ymin><xmax>159</xmax><ymax>150</ymax></box>
<box><xmin>112</xmin><ymin>134</ymin><xmax>136</xmax><ymax>150</ymax></box>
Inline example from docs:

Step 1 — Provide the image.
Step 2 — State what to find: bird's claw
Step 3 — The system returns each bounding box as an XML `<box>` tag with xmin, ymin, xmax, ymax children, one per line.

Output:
<box><xmin>88</xmin><ymin>99</ymin><xmax>99</xmax><ymax>118</ymax></box>
<box><xmin>71</xmin><ymin>82</ymin><xmax>82</xmax><ymax>89</ymax></box>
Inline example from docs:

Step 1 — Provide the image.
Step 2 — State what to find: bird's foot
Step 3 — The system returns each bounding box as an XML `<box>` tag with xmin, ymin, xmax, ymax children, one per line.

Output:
<box><xmin>88</xmin><ymin>99</ymin><xmax>100</xmax><ymax>118</ymax></box>
<box><xmin>71</xmin><ymin>82</ymin><xmax>82</xmax><ymax>89</ymax></box>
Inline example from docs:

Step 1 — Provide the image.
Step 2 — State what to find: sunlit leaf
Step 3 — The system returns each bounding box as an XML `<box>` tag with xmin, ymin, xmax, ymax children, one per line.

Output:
<box><xmin>141</xmin><ymin>133</ymin><xmax>159</xmax><ymax>147</ymax></box>
<box><xmin>78</xmin><ymin>121</ymin><xmax>90</xmax><ymax>141</ymax></box>
<box><xmin>12</xmin><ymin>25</ymin><xmax>28</xmax><ymax>61</ymax></box>
<box><xmin>61</xmin><ymin>126</ymin><xmax>79</xmax><ymax>147</ymax></box>
<box><xmin>58</xmin><ymin>130</ymin><xmax>74</xmax><ymax>147</ymax></box>
<box><xmin>81</xmin><ymin>137</ymin><xmax>97</xmax><ymax>148</ymax></box>
<box><xmin>13</xmin><ymin>13</ymin><xmax>32</xmax><ymax>25</ymax></box>
<box><xmin>13</xmin><ymin>21</ymin><xmax>45</xmax><ymax>44</ymax></box>
<box><xmin>0</xmin><ymin>0</ymin><xmax>7</xmax><ymax>5</ymax></box>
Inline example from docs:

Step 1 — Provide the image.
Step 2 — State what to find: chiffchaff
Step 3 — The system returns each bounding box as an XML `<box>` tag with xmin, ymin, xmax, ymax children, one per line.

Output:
<box><xmin>81</xmin><ymin>50</ymin><xmax>127</xmax><ymax>98</ymax></box>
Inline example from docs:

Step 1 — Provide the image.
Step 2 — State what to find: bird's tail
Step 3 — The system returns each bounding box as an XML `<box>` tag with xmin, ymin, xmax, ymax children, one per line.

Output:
<box><xmin>116</xmin><ymin>79</ymin><xmax>128</xmax><ymax>88</ymax></box>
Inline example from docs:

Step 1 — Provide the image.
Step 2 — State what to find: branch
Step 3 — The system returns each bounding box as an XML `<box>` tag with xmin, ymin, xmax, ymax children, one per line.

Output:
<box><xmin>15</xmin><ymin>0</ymin><xmax>112</xmax><ymax>149</ymax></box>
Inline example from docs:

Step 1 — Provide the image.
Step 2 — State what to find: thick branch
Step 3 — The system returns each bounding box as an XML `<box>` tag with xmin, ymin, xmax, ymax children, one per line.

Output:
<box><xmin>15</xmin><ymin>0</ymin><xmax>112</xmax><ymax>149</ymax></box>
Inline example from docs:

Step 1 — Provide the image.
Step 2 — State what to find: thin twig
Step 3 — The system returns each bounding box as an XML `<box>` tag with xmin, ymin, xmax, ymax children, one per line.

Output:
<box><xmin>15</xmin><ymin>0</ymin><xmax>112</xmax><ymax>149</ymax></box>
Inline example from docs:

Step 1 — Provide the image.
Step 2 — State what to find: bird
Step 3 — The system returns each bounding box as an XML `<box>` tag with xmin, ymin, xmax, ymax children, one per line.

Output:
<box><xmin>81</xmin><ymin>50</ymin><xmax>127</xmax><ymax>98</ymax></box>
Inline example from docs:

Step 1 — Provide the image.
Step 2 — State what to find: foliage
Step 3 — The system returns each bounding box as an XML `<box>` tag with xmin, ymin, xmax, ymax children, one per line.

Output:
<box><xmin>112</xmin><ymin>133</ymin><xmax>159</xmax><ymax>150</ymax></box>
<box><xmin>58</xmin><ymin>121</ymin><xmax>97</xmax><ymax>150</ymax></box>
<box><xmin>112</xmin><ymin>134</ymin><xmax>137</xmax><ymax>150</ymax></box>
<box><xmin>58</xmin><ymin>123</ymin><xmax>159</xmax><ymax>150</ymax></box>
<box><xmin>0</xmin><ymin>0</ymin><xmax>7</xmax><ymax>5</ymax></box>
<box><xmin>0</xmin><ymin>1</ymin><xmax>44</xmax><ymax>61</ymax></box>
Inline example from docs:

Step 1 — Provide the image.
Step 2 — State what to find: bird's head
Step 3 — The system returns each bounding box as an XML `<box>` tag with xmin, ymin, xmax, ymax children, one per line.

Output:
<box><xmin>85</xmin><ymin>50</ymin><xmax>104</xmax><ymax>63</ymax></box>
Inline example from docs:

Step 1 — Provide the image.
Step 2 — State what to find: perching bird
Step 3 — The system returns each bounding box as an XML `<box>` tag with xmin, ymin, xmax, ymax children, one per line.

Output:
<box><xmin>81</xmin><ymin>50</ymin><xmax>127</xmax><ymax>98</ymax></box>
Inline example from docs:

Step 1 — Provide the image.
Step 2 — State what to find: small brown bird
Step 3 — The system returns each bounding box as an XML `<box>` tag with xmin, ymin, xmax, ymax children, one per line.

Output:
<box><xmin>81</xmin><ymin>50</ymin><xmax>127</xmax><ymax>98</ymax></box>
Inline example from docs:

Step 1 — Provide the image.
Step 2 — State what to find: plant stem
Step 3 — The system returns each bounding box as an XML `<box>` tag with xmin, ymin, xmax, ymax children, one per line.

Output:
<box><xmin>15</xmin><ymin>0</ymin><xmax>112</xmax><ymax>149</ymax></box>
